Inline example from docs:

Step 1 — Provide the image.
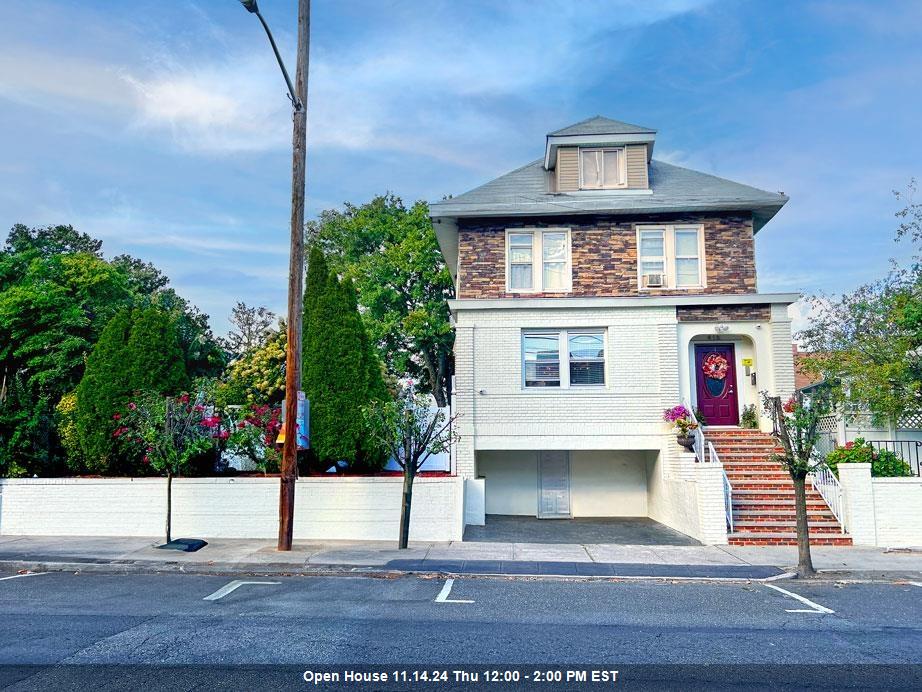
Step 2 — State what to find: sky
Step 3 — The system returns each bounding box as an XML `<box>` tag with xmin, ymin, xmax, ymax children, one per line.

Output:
<box><xmin>1</xmin><ymin>0</ymin><xmax>920</xmax><ymax>335</ymax></box>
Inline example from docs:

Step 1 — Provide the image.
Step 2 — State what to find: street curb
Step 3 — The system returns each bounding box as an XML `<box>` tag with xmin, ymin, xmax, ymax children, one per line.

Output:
<box><xmin>0</xmin><ymin>558</ymin><xmax>799</xmax><ymax>583</ymax></box>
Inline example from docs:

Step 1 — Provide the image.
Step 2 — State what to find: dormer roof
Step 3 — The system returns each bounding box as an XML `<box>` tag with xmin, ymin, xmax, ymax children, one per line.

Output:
<box><xmin>547</xmin><ymin>115</ymin><xmax>656</xmax><ymax>137</ymax></box>
<box><xmin>545</xmin><ymin>115</ymin><xmax>657</xmax><ymax>169</ymax></box>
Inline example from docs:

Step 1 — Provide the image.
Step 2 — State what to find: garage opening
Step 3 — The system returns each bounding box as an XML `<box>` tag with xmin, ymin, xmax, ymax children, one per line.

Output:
<box><xmin>468</xmin><ymin>449</ymin><xmax>700</xmax><ymax>545</ymax></box>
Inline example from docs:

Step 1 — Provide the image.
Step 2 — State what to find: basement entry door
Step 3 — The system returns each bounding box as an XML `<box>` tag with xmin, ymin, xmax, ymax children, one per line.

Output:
<box><xmin>538</xmin><ymin>451</ymin><xmax>571</xmax><ymax>519</ymax></box>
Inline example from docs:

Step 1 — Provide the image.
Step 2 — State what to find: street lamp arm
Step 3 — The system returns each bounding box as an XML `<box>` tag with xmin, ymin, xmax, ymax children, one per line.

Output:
<box><xmin>253</xmin><ymin>9</ymin><xmax>302</xmax><ymax>111</ymax></box>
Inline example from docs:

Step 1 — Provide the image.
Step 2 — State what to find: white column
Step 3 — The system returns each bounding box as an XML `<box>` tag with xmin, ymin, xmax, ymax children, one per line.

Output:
<box><xmin>695</xmin><ymin>464</ymin><xmax>729</xmax><ymax>544</ymax></box>
<box><xmin>838</xmin><ymin>463</ymin><xmax>876</xmax><ymax>546</ymax></box>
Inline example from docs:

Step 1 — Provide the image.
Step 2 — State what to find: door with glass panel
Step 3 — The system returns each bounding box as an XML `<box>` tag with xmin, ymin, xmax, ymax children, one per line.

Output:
<box><xmin>538</xmin><ymin>451</ymin><xmax>571</xmax><ymax>519</ymax></box>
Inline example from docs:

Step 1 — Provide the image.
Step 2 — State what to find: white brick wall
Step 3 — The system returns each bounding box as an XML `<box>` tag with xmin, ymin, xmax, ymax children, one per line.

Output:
<box><xmin>694</xmin><ymin>464</ymin><xmax>729</xmax><ymax>544</ymax></box>
<box><xmin>454</xmin><ymin>306</ymin><xmax>679</xmax><ymax>463</ymax></box>
<box><xmin>839</xmin><ymin>463</ymin><xmax>876</xmax><ymax>545</ymax></box>
<box><xmin>0</xmin><ymin>476</ymin><xmax>464</xmax><ymax>542</ymax></box>
<box><xmin>839</xmin><ymin>466</ymin><xmax>922</xmax><ymax>548</ymax></box>
<box><xmin>871</xmin><ymin>478</ymin><xmax>922</xmax><ymax>547</ymax></box>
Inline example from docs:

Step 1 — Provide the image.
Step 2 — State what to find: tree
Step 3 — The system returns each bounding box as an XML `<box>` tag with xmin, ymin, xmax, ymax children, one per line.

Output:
<box><xmin>302</xmin><ymin>246</ymin><xmax>389</xmax><ymax>470</ymax></box>
<box><xmin>216</xmin><ymin>321</ymin><xmax>286</xmax><ymax>407</ymax></box>
<box><xmin>799</xmin><ymin>184</ymin><xmax>922</xmax><ymax>424</ymax></box>
<box><xmin>118</xmin><ymin>390</ymin><xmax>220</xmax><ymax>543</ymax></box>
<box><xmin>75</xmin><ymin>307</ymin><xmax>189</xmax><ymax>473</ymax></box>
<box><xmin>312</xmin><ymin>194</ymin><xmax>455</xmax><ymax>407</ymax></box>
<box><xmin>364</xmin><ymin>383</ymin><xmax>458</xmax><ymax>548</ymax></box>
<box><xmin>762</xmin><ymin>390</ymin><xmax>829</xmax><ymax>578</ymax></box>
<box><xmin>223</xmin><ymin>302</ymin><xmax>276</xmax><ymax>359</ymax></box>
<box><xmin>0</xmin><ymin>238</ymin><xmax>132</xmax><ymax>474</ymax></box>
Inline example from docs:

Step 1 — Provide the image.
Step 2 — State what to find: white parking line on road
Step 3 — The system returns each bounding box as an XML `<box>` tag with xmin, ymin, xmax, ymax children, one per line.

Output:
<box><xmin>764</xmin><ymin>583</ymin><xmax>834</xmax><ymax>614</ymax></box>
<box><xmin>0</xmin><ymin>572</ymin><xmax>48</xmax><ymax>581</ymax></box>
<box><xmin>435</xmin><ymin>578</ymin><xmax>474</xmax><ymax>604</ymax></box>
<box><xmin>909</xmin><ymin>582</ymin><xmax>922</xmax><ymax>588</ymax></box>
<box><xmin>203</xmin><ymin>579</ymin><xmax>280</xmax><ymax>601</ymax></box>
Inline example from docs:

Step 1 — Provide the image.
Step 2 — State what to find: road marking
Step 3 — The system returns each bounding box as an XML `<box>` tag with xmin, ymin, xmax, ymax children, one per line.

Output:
<box><xmin>203</xmin><ymin>579</ymin><xmax>280</xmax><ymax>601</ymax></box>
<box><xmin>909</xmin><ymin>582</ymin><xmax>922</xmax><ymax>588</ymax></box>
<box><xmin>0</xmin><ymin>572</ymin><xmax>48</xmax><ymax>581</ymax></box>
<box><xmin>435</xmin><ymin>578</ymin><xmax>474</xmax><ymax>604</ymax></box>
<box><xmin>764</xmin><ymin>583</ymin><xmax>834</xmax><ymax>614</ymax></box>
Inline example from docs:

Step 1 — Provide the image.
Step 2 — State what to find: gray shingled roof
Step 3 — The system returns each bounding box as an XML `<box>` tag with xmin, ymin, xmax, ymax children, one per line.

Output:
<box><xmin>548</xmin><ymin>115</ymin><xmax>656</xmax><ymax>137</ymax></box>
<box><xmin>430</xmin><ymin>158</ymin><xmax>787</xmax><ymax>230</ymax></box>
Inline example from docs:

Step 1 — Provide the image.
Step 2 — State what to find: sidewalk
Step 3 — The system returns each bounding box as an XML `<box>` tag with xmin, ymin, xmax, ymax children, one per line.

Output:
<box><xmin>1</xmin><ymin>534</ymin><xmax>920</xmax><ymax>581</ymax></box>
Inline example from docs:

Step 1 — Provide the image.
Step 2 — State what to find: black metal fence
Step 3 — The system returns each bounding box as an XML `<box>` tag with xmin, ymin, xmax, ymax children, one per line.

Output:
<box><xmin>868</xmin><ymin>440</ymin><xmax>922</xmax><ymax>477</ymax></box>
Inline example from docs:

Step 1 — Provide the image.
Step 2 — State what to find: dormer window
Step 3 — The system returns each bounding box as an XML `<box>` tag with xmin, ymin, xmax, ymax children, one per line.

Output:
<box><xmin>579</xmin><ymin>147</ymin><xmax>626</xmax><ymax>189</ymax></box>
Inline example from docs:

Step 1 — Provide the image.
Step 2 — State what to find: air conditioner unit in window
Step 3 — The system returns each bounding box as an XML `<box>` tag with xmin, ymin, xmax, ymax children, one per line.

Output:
<box><xmin>643</xmin><ymin>273</ymin><xmax>664</xmax><ymax>288</ymax></box>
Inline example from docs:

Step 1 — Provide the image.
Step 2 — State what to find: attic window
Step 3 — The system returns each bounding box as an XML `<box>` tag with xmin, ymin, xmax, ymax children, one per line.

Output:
<box><xmin>579</xmin><ymin>147</ymin><xmax>626</xmax><ymax>189</ymax></box>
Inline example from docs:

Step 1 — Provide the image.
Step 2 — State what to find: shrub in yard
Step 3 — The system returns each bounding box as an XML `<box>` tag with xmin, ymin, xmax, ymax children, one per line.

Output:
<box><xmin>740</xmin><ymin>404</ymin><xmax>759</xmax><ymax>429</ymax></box>
<box><xmin>75</xmin><ymin>306</ymin><xmax>188</xmax><ymax>474</ymax></box>
<box><xmin>302</xmin><ymin>246</ymin><xmax>388</xmax><ymax>471</ymax></box>
<box><xmin>226</xmin><ymin>403</ymin><xmax>282</xmax><ymax>474</ymax></box>
<box><xmin>825</xmin><ymin>437</ymin><xmax>913</xmax><ymax>477</ymax></box>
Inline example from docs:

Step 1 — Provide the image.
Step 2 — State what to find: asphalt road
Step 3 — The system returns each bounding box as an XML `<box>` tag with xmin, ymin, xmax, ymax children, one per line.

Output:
<box><xmin>1</xmin><ymin>570</ymin><xmax>921</xmax><ymax>690</ymax></box>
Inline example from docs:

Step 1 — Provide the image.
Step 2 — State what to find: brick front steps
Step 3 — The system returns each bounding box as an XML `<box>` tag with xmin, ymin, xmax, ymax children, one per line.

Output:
<box><xmin>706</xmin><ymin>428</ymin><xmax>852</xmax><ymax>546</ymax></box>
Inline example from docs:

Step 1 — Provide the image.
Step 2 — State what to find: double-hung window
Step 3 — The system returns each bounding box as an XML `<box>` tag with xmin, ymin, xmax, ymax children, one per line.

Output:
<box><xmin>506</xmin><ymin>229</ymin><xmax>571</xmax><ymax>292</ymax></box>
<box><xmin>637</xmin><ymin>224</ymin><xmax>705</xmax><ymax>289</ymax></box>
<box><xmin>523</xmin><ymin>330</ymin><xmax>606</xmax><ymax>388</ymax></box>
<box><xmin>579</xmin><ymin>147</ymin><xmax>626</xmax><ymax>189</ymax></box>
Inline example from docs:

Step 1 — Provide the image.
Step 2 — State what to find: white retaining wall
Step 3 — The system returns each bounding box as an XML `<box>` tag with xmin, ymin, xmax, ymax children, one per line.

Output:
<box><xmin>0</xmin><ymin>476</ymin><xmax>464</xmax><ymax>542</ymax></box>
<box><xmin>839</xmin><ymin>463</ymin><xmax>922</xmax><ymax>548</ymax></box>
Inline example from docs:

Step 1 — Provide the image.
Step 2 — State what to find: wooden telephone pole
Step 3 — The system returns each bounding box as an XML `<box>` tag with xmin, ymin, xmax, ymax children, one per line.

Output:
<box><xmin>239</xmin><ymin>0</ymin><xmax>310</xmax><ymax>551</ymax></box>
<box><xmin>278</xmin><ymin>0</ymin><xmax>310</xmax><ymax>551</ymax></box>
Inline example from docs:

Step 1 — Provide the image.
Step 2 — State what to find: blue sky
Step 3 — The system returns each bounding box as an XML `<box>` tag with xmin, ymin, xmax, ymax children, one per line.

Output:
<box><xmin>1</xmin><ymin>0</ymin><xmax>920</xmax><ymax>334</ymax></box>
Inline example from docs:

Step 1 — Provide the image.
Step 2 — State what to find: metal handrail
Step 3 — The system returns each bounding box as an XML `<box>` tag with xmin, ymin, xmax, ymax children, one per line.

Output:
<box><xmin>708</xmin><ymin>440</ymin><xmax>733</xmax><ymax>532</ymax></box>
<box><xmin>810</xmin><ymin>463</ymin><xmax>846</xmax><ymax>534</ymax></box>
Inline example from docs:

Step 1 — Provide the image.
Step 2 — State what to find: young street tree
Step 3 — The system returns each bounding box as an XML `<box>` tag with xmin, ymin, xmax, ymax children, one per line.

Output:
<box><xmin>762</xmin><ymin>391</ymin><xmax>828</xmax><ymax>578</ymax></box>
<box><xmin>364</xmin><ymin>383</ymin><xmax>457</xmax><ymax>549</ymax></box>
<box><xmin>118</xmin><ymin>390</ymin><xmax>221</xmax><ymax>544</ymax></box>
<box><xmin>313</xmin><ymin>194</ymin><xmax>455</xmax><ymax>407</ymax></box>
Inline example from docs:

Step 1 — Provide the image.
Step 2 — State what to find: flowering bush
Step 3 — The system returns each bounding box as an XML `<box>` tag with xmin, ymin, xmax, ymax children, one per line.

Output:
<box><xmin>226</xmin><ymin>404</ymin><xmax>282</xmax><ymax>474</ymax></box>
<box><xmin>826</xmin><ymin>438</ymin><xmax>912</xmax><ymax>478</ymax></box>
<box><xmin>663</xmin><ymin>405</ymin><xmax>698</xmax><ymax>435</ymax></box>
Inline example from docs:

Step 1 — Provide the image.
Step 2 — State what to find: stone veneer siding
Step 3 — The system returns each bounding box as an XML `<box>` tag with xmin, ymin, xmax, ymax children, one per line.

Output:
<box><xmin>457</xmin><ymin>212</ymin><xmax>756</xmax><ymax>299</ymax></box>
<box><xmin>676</xmin><ymin>304</ymin><xmax>770</xmax><ymax>322</ymax></box>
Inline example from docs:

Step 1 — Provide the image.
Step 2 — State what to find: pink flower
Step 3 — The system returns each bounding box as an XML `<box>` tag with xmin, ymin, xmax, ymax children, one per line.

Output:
<box><xmin>193</xmin><ymin>404</ymin><xmax>205</xmax><ymax>412</ymax></box>
<box><xmin>143</xmin><ymin>456</ymin><xmax>150</xmax><ymax>464</ymax></box>
<box><xmin>127</xmin><ymin>402</ymin><xmax>137</xmax><ymax>411</ymax></box>
<box><xmin>112</xmin><ymin>413</ymin><xmax>121</xmax><ymax>421</ymax></box>
<box><xmin>237</xmin><ymin>421</ymin><xmax>247</xmax><ymax>429</ymax></box>
<box><xmin>179</xmin><ymin>394</ymin><xmax>190</xmax><ymax>404</ymax></box>
<box><xmin>782</xmin><ymin>397</ymin><xmax>796</xmax><ymax>413</ymax></box>
<box><xmin>216</xmin><ymin>430</ymin><xmax>230</xmax><ymax>440</ymax></box>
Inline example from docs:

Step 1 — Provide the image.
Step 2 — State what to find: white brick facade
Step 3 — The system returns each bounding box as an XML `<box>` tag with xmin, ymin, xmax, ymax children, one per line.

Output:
<box><xmin>450</xmin><ymin>296</ymin><xmax>797</xmax><ymax>543</ymax></box>
<box><xmin>838</xmin><ymin>465</ymin><xmax>922</xmax><ymax>548</ymax></box>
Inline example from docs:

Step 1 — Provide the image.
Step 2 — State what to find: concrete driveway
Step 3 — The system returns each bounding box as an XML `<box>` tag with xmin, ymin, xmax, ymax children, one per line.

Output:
<box><xmin>462</xmin><ymin>515</ymin><xmax>701</xmax><ymax>545</ymax></box>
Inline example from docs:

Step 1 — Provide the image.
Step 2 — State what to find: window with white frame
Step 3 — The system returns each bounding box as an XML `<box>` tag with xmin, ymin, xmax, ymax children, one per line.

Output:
<box><xmin>523</xmin><ymin>330</ymin><xmax>606</xmax><ymax>388</ymax></box>
<box><xmin>506</xmin><ymin>229</ymin><xmax>571</xmax><ymax>292</ymax></box>
<box><xmin>637</xmin><ymin>224</ymin><xmax>705</xmax><ymax>289</ymax></box>
<box><xmin>579</xmin><ymin>147</ymin><xmax>626</xmax><ymax>189</ymax></box>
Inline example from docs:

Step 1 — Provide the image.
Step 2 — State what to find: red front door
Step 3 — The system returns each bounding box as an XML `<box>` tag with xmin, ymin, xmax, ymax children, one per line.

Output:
<box><xmin>694</xmin><ymin>344</ymin><xmax>739</xmax><ymax>426</ymax></box>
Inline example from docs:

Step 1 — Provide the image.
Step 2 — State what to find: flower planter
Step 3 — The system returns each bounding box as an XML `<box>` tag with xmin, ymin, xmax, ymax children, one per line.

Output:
<box><xmin>676</xmin><ymin>434</ymin><xmax>696</xmax><ymax>452</ymax></box>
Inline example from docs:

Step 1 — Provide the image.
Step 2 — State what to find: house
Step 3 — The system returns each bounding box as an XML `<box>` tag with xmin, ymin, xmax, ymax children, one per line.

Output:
<box><xmin>431</xmin><ymin>116</ymin><xmax>850</xmax><ymax>545</ymax></box>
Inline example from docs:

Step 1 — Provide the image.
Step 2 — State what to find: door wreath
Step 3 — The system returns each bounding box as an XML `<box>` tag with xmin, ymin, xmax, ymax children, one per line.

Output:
<box><xmin>702</xmin><ymin>352</ymin><xmax>729</xmax><ymax>380</ymax></box>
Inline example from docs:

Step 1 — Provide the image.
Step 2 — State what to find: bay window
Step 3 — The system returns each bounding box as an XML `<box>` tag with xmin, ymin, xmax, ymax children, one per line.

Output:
<box><xmin>637</xmin><ymin>224</ymin><xmax>705</xmax><ymax>289</ymax></box>
<box><xmin>523</xmin><ymin>329</ymin><xmax>606</xmax><ymax>388</ymax></box>
<box><xmin>506</xmin><ymin>229</ymin><xmax>571</xmax><ymax>292</ymax></box>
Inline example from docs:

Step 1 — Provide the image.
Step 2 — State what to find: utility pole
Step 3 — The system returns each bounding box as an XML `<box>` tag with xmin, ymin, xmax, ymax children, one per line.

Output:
<box><xmin>240</xmin><ymin>0</ymin><xmax>310</xmax><ymax>551</ymax></box>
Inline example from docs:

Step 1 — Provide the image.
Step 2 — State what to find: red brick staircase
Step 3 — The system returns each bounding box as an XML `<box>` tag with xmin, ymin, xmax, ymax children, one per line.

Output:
<box><xmin>707</xmin><ymin>428</ymin><xmax>852</xmax><ymax>546</ymax></box>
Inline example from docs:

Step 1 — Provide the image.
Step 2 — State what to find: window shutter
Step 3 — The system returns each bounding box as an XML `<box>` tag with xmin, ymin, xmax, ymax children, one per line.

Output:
<box><xmin>556</xmin><ymin>148</ymin><xmax>580</xmax><ymax>191</ymax></box>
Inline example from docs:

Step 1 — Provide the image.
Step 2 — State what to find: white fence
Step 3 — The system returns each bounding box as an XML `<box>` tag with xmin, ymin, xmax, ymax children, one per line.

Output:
<box><xmin>0</xmin><ymin>476</ymin><xmax>464</xmax><ymax>542</ymax></box>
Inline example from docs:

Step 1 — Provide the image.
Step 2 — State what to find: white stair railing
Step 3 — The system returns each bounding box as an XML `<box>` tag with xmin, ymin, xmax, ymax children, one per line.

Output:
<box><xmin>708</xmin><ymin>440</ymin><xmax>734</xmax><ymax>532</ymax></box>
<box><xmin>810</xmin><ymin>463</ymin><xmax>846</xmax><ymax>534</ymax></box>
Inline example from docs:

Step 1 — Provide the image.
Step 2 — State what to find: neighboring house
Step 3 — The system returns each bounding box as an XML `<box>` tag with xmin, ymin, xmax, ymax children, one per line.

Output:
<box><xmin>431</xmin><ymin>116</ymin><xmax>848</xmax><ymax>545</ymax></box>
